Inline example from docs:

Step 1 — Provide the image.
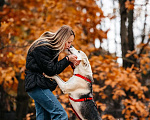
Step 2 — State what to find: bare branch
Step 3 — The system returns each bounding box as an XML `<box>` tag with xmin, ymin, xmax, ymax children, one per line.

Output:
<box><xmin>141</xmin><ymin>0</ymin><xmax>148</xmax><ymax>43</ymax></box>
<box><xmin>138</xmin><ymin>38</ymin><xmax>150</xmax><ymax>57</ymax></box>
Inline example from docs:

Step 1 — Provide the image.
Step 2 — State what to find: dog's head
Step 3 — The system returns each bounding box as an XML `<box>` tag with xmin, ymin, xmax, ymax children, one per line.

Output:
<box><xmin>68</xmin><ymin>46</ymin><xmax>93</xmax><ymax>81</ymax></box>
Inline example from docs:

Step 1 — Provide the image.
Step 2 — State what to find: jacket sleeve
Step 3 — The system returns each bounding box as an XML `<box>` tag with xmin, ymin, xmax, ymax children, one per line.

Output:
<box><xmin>32</xmin><ymin>46</ymin><xmax>70</xmax><ymax>76</ymax></box>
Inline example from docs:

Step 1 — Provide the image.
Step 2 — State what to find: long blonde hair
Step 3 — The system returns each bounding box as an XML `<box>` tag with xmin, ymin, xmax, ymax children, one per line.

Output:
<box><xmin>28</xmin><ymin>25</ymin><xmax>75</xmax><ymax>59</ymax></box>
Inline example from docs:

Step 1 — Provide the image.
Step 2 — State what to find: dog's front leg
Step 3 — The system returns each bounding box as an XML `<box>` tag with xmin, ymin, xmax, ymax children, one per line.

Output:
<box><xmin>49</xmin><ymin>75</ymin><xmax>78</xmax><ymax>94</ymax></box>
<box><xmin>43</xmin><ymin>74</ymin><xmax>67</xmax><ymax>93</ymax></box>
<box><xmin>50</xmin><ymin>75</ymin><xmax>67</xmax><ymax>93</ymax></box>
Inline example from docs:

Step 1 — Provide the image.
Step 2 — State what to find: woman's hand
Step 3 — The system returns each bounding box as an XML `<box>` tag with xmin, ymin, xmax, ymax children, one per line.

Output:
<box><xmin>67</xmin><ymin>54</ymin><xmax>81</xmax><ymax>66</ymax></box>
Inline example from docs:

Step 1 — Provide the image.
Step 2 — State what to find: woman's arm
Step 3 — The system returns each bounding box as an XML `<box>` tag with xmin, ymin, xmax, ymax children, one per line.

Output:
<box><xmin>32</xmin><ymin>46</ymin><xmax>70</xmax><ymax>76</ymax></box>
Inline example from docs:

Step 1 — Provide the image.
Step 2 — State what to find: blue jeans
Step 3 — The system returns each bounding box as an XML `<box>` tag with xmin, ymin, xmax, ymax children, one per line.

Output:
<box><xmin>27</xmin><ymin>86</ymin><xmax>68</xmax><ymax>120</ymax></box>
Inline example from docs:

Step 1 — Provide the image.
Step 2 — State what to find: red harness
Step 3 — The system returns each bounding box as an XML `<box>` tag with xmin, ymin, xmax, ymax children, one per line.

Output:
<box><xmin>74</xmin><ymin>74</ymin><xmax>92</xmax><ymax>83</ymax></box>
<box><xmin>69</xmin><ymin>74</ymin><xmax>93</xmax><ymax>102</ymax></box>
<box><xmin>69</xmin><ymin>96</ymin><xmax>93</xmax><ymax>102</ymax></box>
<box><xmin>69</xmin><ymin>74</ymin><xmax>93</xmax><ymax>120</ymax></box>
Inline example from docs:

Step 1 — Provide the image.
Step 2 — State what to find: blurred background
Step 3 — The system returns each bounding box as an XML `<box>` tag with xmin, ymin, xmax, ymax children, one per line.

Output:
<box><xmin>0</xmin><ymin>0</ymin><xmax>150</xmax><ymax>120</ymax></box>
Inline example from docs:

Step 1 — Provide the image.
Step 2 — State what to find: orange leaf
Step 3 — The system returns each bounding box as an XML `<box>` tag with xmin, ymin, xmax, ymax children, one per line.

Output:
<box><xmin>143</xmin><ymin>70</ymin><xmax>147</xmax><ymax>75</ymax></box>
<box><xmin>1</xmin><ymin>21</ymin><xmax>10</xmax><ymax>32</ymax></box>
<box><xmin>105</xmin><ymin>79</ymin><xmax>112</xmax><ymax>85</ymax></box>
<box><xmin>100</xmin><ymin>104</ymin><xmax>106</xmax><ymax>111</ymax></box>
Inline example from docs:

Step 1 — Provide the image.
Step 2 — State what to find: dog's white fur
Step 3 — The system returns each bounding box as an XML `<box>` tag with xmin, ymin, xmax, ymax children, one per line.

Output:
<box><xmin>49</xmin><ymin>47</ymin><xmax>101</xmax><ymax>120</ymax></box>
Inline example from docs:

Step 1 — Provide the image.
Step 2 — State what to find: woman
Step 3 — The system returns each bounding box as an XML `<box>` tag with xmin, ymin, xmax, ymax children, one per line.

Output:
<box><xmin>25</xmin><ymin>25</ymin><xmax>80</xmax><ymax>120</ymax></box>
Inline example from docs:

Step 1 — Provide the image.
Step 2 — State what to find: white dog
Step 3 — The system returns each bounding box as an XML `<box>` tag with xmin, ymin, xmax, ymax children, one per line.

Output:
<box><xmin>50</xmin><ymin>46</ymin><xmax>102</xmax><ymax>120</ymax></box>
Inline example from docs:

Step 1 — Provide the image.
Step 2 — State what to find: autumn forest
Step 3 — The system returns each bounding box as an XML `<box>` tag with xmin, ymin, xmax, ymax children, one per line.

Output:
<box><xmin>0</xmin><ymin>0</ymin><xmax>150</xmax><ymax>120</ymax></box>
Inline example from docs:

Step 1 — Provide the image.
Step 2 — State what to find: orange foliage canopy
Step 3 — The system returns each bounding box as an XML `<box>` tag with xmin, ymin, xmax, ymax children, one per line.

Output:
<box><xmin>0</xmin><ymin>0</ymin><xmax>105</xmax><ymax>95</ymax></box>
<box><xmin>0</xmin><ymin>0</ymin><xmax>149</xmax><ymax>119</ymax></box>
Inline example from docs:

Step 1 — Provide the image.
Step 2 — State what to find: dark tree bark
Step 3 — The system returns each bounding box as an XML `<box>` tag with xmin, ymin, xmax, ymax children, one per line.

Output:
<box><xmin>127</xmin><ymin>6</ymin><xmax>134</xmax><ymax>51</ymax></box>
<box><xmin>119</xmin><ymin>0</ymin><xmax>128</xmax><ymax>68</ymax></box>
<box><xmin>0</xmin><ymin>85</ymin><xmax>5</xmax><ymax>120</ymax></box>
<box><xmin>119</xmin><ymin>0</ymin><xmax>136</xmax><ymax>68</ymax></box>
<box><xmin>127</xmin><ymin>0</ymin><xmax>136</xmax><ymax>67</ymax></box>
<box><xmin>15</xmin><ymin>74</ymin><xmax>29</xmax><ymax>120</ymax></box>
<box><xmin>0</xmin><ymin>0</ymin><xmax>5</xmax><ymax>8</ymax></box>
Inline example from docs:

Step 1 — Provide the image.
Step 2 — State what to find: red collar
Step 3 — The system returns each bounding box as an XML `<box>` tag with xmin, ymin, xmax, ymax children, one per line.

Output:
<box><xmin>69</xmin><ymin>96</ymin><xmax>93</xmax><ymax>102</ymax></box>
<box><xmin>74</xmin><ymin>74</ymin><xmax>92</xmax><ymax>83</ymax></box>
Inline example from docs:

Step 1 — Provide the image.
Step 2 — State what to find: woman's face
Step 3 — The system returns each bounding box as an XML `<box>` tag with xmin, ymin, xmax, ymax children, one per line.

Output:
<box><xmin>64</xmin><ymin>35</ymin><xmax>74</xmax><ymax>50</ymax></box>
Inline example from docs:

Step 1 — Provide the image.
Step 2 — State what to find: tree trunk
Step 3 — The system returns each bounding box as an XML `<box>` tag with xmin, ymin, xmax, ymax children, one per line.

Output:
<box><xmin>119</xmin><ymin>0</ymin><xmax>128</xmax><ymax>68</ymax></box>
<box><xmin>127</xmin><ymin>0</ymin><xmax>136</xmax><ymax>67</ymax></box>
<box><xmin>0</xmin><ymin>85</ymin><xmax>5</xmax><ymax>120</ymax></box>
<box><xmin>119</xmin><ymin>0</ymin><xmax>136</xmax><ymax>68</ymax></box>
<box><xmin>15</xmin><ymin>74</ymin><xmax>29</xmax><ymax>120</ymax></box>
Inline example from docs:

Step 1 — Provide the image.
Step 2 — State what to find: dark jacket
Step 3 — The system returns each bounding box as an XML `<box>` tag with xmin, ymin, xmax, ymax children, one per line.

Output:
<box><xmin>25</xmin><ymin>45</ymin><xmax>70</xmax><ymax>92</ymax></box>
